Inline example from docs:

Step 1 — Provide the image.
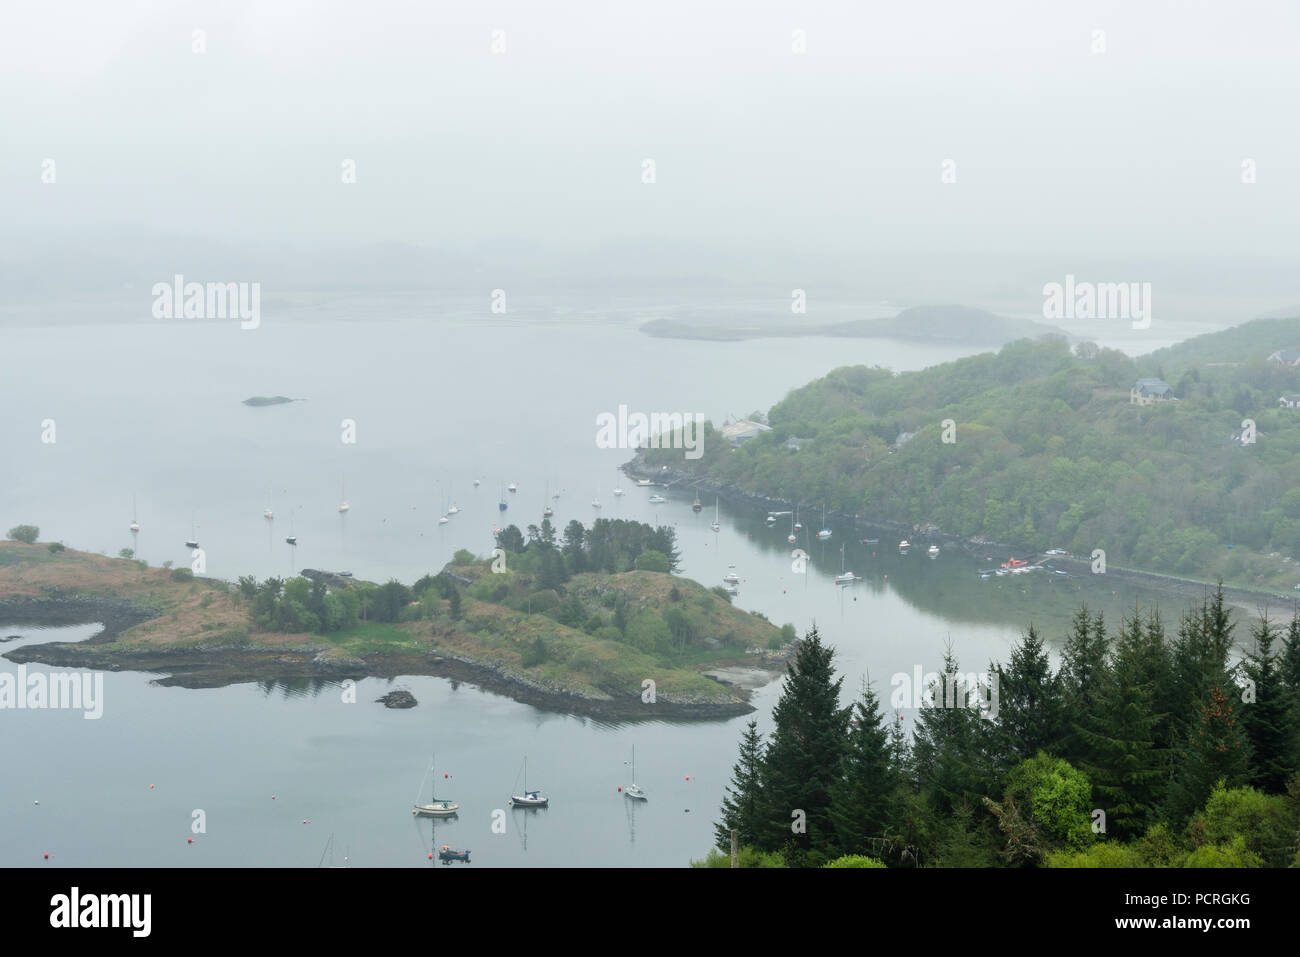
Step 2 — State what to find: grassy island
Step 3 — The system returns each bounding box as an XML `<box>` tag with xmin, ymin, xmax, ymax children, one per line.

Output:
<box><xmin>0</xmin><ymin>518</ymin><xmax>791</xmax><ymax>718</ymax></box>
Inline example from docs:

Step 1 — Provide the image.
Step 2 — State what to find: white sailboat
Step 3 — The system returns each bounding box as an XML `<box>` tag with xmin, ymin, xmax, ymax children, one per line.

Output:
<box><xmin>622</xmin><ymin>745</ymin><xmax>647</xmax><ymax>801</ymax></box>
<box><xmin>710</xmin><ymin>498</ymin><xmax>720</xmax><ymax>533</ymax></box>
<box><xmin>338</xmin><ymin>476</ymin><xmax>349</xmax><ymax>513</ymax></box>
<box><xmin>129</xmin><ymin>495</ymin><xmax>140</xmax><ymax>534</ymax></box>
<box><xmin>835</xmin><ymin>545</ymin><xmax>858</xmax><ymax>585</ymax></box>
<box><xmin>543</xmin><ymin>481</ymin><xmax>554</xmax><ymax>517</ymax></box>
<box><xmin>817</xmin><ymin>504</ymin><xmax>832</xmax><ymax>541</ymax></box>
<box><xmin>508</xmin><ymin>481</ymin><xmax>518</xmax><ymax>494</ymax></box>
<box><xmin>264</xmin><ymin>485</ymin><xmax>273</xmax><ymax>521</ymax></box>
<box><xmin>723</xmin><ymin>564</ymin><xmax>740</xmax><ymax>584</ymax></box>
<box><xmin>508</xmin><ymin>756</ymin><xmax>548</xmax><ymax>808</ymax></box>
<box><xmin>438</xmin><ymin>492</ymin><xmax>450</xmax><ymax>525</ymax></box>
<box><xmin>928</xmin><ymin>544</ymin><xmax>940</xmax><ymax>558</ymax></box>
<box><xmin>413</xmin><ymin>753</ymin><xmax>460</xmax><ymax>817</ymax></box>
<box><xmin>184</xmin><ymin>510</ymin><xmax>199</xmax><ymax>549</ymax></box>
<box><xmin>592</xmin><ymin>488</ymin><xmax>602</xmax><ymax>509</ymax></box>
<box><xmin>787</xmin><ymin>510</ymin><xmax>796</xmax><ymax>545</ymax></box>
<box><xmin>612</xmin><ymin>487</ymin><xmax>625</xmax><ymax>497</ymax></box>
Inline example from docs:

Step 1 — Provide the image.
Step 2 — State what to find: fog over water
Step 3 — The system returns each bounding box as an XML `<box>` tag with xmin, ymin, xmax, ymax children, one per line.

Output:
<box><xmin>2</xmin><ymin>1</ymin><xmax>1298</xmax><ymax>868</ymax></box>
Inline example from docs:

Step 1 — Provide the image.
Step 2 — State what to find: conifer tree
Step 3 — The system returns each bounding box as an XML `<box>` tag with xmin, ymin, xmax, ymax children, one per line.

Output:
<box><xmin>1163</xmin><ymin>684</ymin><xmax>1250</xmax><ymax>824</ymax></box>
<box><xmin>1168</xmin><ymin>587</ymin><xmax>1236</xmax><ymax>741</ymax></box>
<box><xmin>911</xmin><ymin>648</ymin><xmax>996</xmax><ymax>812</ymax></box>
<box><xmin>990</xmin><ymin>625</ymin><xmax>1064</xmax><ymax>774</ymax></box>
<box><xmin>1240</xmin><ymin>614</ymin><xmax>1292</xmax><ymax>794</ymax></box>
<box><xmin>1058</xmin><ymin>607</ymin><xmax>1111</xmax><ymax>768</ymax></box>
<box><xmin>760</xmin><ymin>625</ymin><xmax>851</xmax><ymax>858</ymax></box>
<box><xmin>714</xmin><ymin>720</ymin><xmax>765</xmax><ymax>852</ymax></box>
<box><xmin>828</xmin><ymin>680</ymin><xmax>902</xmax><ymax>857</ymax></box>
<box><xmin>1080</xmin><ymin>608</ymin><xmax>1169</xmax><ymax>838</ymax></box>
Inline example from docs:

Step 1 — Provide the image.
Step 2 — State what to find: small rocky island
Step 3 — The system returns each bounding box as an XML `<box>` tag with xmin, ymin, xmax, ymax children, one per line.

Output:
<box><xmin>242</xmin><ymin>395</ymin><xmax>299</xmax><ymax>406</ymax></box>
<box><xmin>0</xmin><ymin>525</ymin><xmax>793</xmax><ymax>720</ymax></box>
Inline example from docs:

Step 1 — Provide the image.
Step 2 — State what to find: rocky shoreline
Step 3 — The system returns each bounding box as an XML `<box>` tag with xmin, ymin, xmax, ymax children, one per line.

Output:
<box><xmin>0</xmin><ymin>596</ymin><xmax>762</xmax><ymax>721</ymax></box>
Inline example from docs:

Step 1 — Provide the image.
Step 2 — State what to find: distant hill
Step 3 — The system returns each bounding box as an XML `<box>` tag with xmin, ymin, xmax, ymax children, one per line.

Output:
<box><xmin>823</xmin><ymin>305</ymin><xmax>1067</xmax><ymax>346</ymax></box>
<box><xmin>641</xmin><ymin>304</ymin><xmax>1067</xmax><ymax>346</ymax></box>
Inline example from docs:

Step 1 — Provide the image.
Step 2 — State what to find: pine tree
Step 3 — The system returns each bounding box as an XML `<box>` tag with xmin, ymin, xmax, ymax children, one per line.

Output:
<box><xmin>714</xmin><ymin>720</ymin><xmax>765</xmax><ymax>852</ymax></box>
<box><xmin>1240</xmin><ymin>614</ymin><xmax>1292</xmax><ymax>794</ymax></box>
<box><xmin>1281</xmin><ymin>611</ymin><xmax>1300</xmax><ymax>772</ymax></box>
<box><xmin>1168</xmin><ymin>587</ymin><xmax>1236</xmax><ymax>742</ymax></box>
<box><xmin>827</xmin><ymin>681</ymin><xmax>902</xmax><ymax>857</ymax></box>
<box><xmin>1080</xmin><ymin>608</ymin><xmax>1169</xmax><ymax>838</ymax></box>
<box><xmin>759</xmin><ymin>625</ymin><xmax>851</xmax><ymax>858</ymax></box>
<box><xmin>1163</xmin><ymin>684</ymin><xmax>1250</xmax><ymax>824</ymax></box>
<box><xmin>1058</xmin><ymin>606</ymin><xmax>1111</xmax><ymax>769</ymax></box>
<box><xmin>990</xmin><ymin>625</ymin><xmax>1064</xmax><ymax>774</ymax></box>
<box><xmin>911</xmin><ymin>648</ymin><xmax>996</xmax><ymax>813</ymax></box>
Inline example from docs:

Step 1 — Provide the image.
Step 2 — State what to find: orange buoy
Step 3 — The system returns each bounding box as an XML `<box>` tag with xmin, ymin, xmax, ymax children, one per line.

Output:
<box><xmin>188</xmin><ymin>838</ymin><xmax>194</xmax><ymax>844</ymax></box>
<box><xmin>44</xmin><ymin>853</ymin><xmax>49</xmax><ymax>859</ymax></box>
<box><xmin>149</xmin><ymin>784</ymin><xmax>155</xmax><ymax>789</ymax></box>
<box><xmin>428</xmin><ymin>853</ymin><xmax>433</xmax><ymax>860</ymax></box>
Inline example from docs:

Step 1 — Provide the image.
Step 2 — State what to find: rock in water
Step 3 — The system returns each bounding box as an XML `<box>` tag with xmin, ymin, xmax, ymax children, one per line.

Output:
<box><xmin>376</xmin><ymin>690</ymin><xmax>417</xmax><ymax>709</ymax></box>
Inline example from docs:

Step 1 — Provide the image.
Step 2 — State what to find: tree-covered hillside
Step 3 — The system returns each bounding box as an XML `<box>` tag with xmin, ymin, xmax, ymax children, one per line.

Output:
<box><xmin>639</xmin><ymin>320</ymin><xmax>1300</xmax><ymax>585</ymax></box>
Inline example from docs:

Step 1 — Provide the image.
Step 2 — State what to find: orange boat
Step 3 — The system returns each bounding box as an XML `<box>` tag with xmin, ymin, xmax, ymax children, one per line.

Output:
<box><xmin>1001</xmin><ymin>557</ymin><xmax>1029</xmax><ymax>569</ymax></box>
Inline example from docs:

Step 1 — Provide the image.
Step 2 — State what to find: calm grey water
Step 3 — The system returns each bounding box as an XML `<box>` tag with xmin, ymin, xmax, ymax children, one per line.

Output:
<box><xmin>0</xmin><ymin>300</ymin><xmax>1200</xmax><ymax>866</ymax></box>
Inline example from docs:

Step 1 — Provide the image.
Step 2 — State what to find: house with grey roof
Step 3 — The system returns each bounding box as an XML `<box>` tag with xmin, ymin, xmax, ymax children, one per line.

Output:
<box><xmin>1131</xmin><ymin>377</ymin><xmax>1175</xmax><ymax>405</ymax></box>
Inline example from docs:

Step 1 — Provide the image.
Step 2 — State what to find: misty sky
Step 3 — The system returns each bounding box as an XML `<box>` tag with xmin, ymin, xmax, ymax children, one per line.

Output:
<box><xmin>2</xmin><ymin>0</ymin><xmax>1299</xmax><ymax>303</ymax></box>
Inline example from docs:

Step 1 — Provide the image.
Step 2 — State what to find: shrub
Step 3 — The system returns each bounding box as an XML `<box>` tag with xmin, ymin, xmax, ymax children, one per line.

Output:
<box><xmin>7</xmin><ymin>525</ymin><xmax>39</xmax><ymax>544</ymax></box>
<box><xmin>1003</xmin><ymin>753</ymin><xmax>1094</xmax><ymax>851</ymax></box>
<box><xmin>118</xmin><ymin>548</ymin><xmax>134</xmax><ymax>559</ymax></box>
<box><xmin>634</xmin><ymin>549</ymin><xmax>670</xmax><ymax>572</ymax></box>
<box><xmin>823</xmin><ymin>855</ymin><xmax>887</xmax><ymax>868</ymax></box>
<box><xmin>1188</xmin><ymin>782</ymin><xmax>1296</xmax><ymax>868</ymax></box>
<box><xmin>690</xmin><ymin>846</ymin><xmax>786</xmax><ymax>868</ymax></box>
<box><xmin>1043</xmin><ymin>842</ymin><xmax>1144</xmax><ymax>868</ymax></box>
<box><xmin>199</xmin><ymin>593</ymin><xmax>213</xmax><ymax>608</ymax></box>
<box><xmin>171</xmin><ymin>567</ymin><xmax>194</xmax><ymax>582</ymax></box>
<box><xmin>521</xmin><ymin>637</ymin><xmax>549</xmax><ymax>668</ymax></box>
<box><xmin>473</xmin><ymin>579</ymin><xmax>509</xmax><ymax>603</ymax></box>
<box><xmin>452</xmin><ymin>549</ymin><xmax>477</xmax><ymax>566</ymax></box>
<box><xmin>1183</xmin><ymin>837</ymin><xmax>1264</xmax><ymax>868</ymax></box>
<box><xmin>48</xmin><ymin>543</ymin><xmax>66</xmax><ymax>554</ymax></box>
